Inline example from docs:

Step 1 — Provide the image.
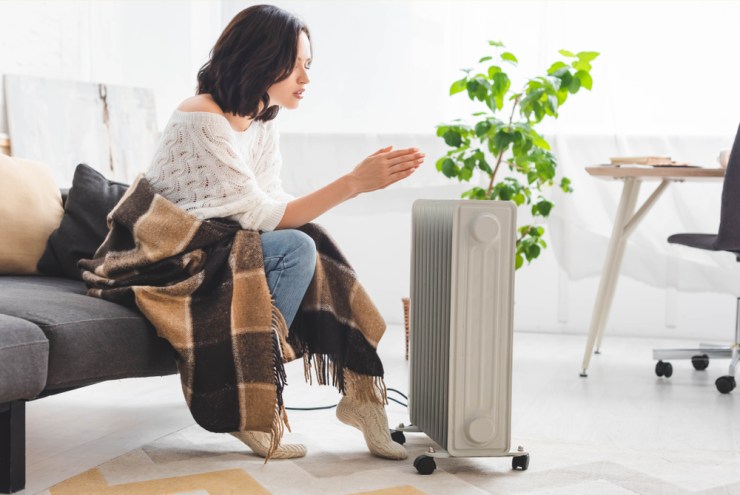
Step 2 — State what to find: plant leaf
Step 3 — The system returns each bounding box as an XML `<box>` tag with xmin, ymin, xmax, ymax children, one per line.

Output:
<box><xmin>475</xmin><ymin>120</ymin><xmax>491</xmax><ymax>137</ymax></box>
<box><xmin>577</xmin><ymin>51</ymin><xmax>600</xmax><ymax>62</ymax></box>
<box><xmin>527</xmin><ymin>243</ymin><xmax>541</xmax><ymax>260</ymax></box>
<box><xmin>547</xmin><ymin>61</ymin><xmax>567</xmax><ymax>75</ymax></box>
<box><xmin>515</xmin><ymin>253</ymin><xmax>524</xmax><ymax>269</ymax></box>
<box><xmin>575</xmin><ymin>70</ymin><xmax>593</xmax><ymax>90</ymax></box>
<box><xmin>572</xmin><ymin>60</ymin><xmax>592</xmax><ymax>72</ymax></box>
<box><xmin>459</xmin><ymin>164</ymin><xmax>473</xmax><ymax>181</ymax></box>
<box><xmin>441</xmin><ymin>158</ymin><xmax>458</xmax><ymax>178</ymax></box>
<box><xmin>568</xmin><ymin>75</ymin><xmax>581</xmax><ymax>94</ymax></box>
<box><xmin>449</xmin><ymin>77</ymin><xmax>467</xmax><ymax>95</ymax></box>
<box><xmin>535</xmin><ymin>199</ymin><xmax>553</xmax><ymax>216</ymax></box>
<box><xmin>501</xmin><ymin>51</ymin><xmax>518</xmax><ymax>64</ymax></box>
<box><xmin>443</xmin><ymin>129</ymin><xmax>463</xmax><ymax>147</ymax></box>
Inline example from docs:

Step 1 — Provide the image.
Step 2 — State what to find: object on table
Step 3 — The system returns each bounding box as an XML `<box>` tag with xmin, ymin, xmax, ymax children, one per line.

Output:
<box><xmin>609</xmin><ymin>156</ymin><xmax>690</xmax><ymax>167</ymax></box>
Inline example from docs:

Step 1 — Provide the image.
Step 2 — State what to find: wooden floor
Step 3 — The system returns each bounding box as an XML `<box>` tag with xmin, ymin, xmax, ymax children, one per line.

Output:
<box><xmin>17</xmin><ymin>327</ymin><xmax>740</xmax><ymax>494</ymax></box>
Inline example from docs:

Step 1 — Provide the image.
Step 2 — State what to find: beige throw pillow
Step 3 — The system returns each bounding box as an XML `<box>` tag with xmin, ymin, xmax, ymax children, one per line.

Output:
<box><xmin>0</xmin><ymin>154</ymin><xmax>64</xmax><ymax>274</ymax></box>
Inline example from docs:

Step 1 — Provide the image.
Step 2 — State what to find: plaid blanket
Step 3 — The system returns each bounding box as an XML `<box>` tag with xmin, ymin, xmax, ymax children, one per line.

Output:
<box><xmin>78</xmin><ymin>175</ymin><xmax>388</xmax><ymax>460</ymax></box>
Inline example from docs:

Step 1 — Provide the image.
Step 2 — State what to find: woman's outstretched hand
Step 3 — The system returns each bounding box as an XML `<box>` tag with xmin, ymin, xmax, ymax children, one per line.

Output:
<box><xmin>276</xmin><ymin>145</ymin><xmax>425</xmax><ymax>229</ymax></box>
<box><xmin>348</xmin><ymin>145</ymin><xmax>425</xmax><ymax>197</ymax></box>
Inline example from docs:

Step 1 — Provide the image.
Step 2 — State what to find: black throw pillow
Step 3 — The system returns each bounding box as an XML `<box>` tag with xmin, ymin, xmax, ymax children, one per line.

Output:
<box><xmin>37</xmin><ymin>164</ymin><xmax>129</xmax><ymax>280</ymax></box>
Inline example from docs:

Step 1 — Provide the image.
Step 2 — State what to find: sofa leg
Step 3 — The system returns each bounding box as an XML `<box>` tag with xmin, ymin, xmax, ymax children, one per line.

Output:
<box><xmin>0</xmin><ymin>401</ymin><xmax>25</xmax><ymax>494</ymax></box>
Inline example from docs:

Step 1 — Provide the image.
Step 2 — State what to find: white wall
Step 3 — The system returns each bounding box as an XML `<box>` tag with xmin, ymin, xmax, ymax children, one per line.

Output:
<box><xmin>0</xmin><ymin>0</ymin><xmax>221</xmax><ymax>134</ymax></box>
<box><xmin>226</xmin><ymin>0</ymin><xmax>740</xmax><ymax>136</ymax></box>
<box><xmin>2</xmin><ymin>0</ymin><xmax>739</xmax><ymax>348</ymax></box>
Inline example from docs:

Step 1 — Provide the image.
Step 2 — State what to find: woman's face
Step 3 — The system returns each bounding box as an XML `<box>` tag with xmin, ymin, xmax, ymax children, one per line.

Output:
<box><xmin>267</xmin><ymin>31</ymin><xmax>311</xmax><ymax>110</ymax></box>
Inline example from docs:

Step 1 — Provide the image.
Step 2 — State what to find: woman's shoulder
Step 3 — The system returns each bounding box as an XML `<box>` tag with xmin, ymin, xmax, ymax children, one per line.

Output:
<box><xmin>166</xmin><ymin>96</ymin><xmax>235</xmax><ymax>135</ymax></box>
<box><xmin>177</xmin><ymin>94</ymin><xmax>224</xmax><ymax>114</ymax></box>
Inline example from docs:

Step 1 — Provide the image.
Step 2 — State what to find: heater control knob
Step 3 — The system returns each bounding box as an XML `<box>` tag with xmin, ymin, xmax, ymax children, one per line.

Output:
<box><xmin>466</xmin><ymin>416</ymin><xmax>495</xmax><ymax>444</ymax></box>
<box><xmin>471</xmin><ymin>214</ymin><xmax>500</xmax><ymax>244</ymax></box>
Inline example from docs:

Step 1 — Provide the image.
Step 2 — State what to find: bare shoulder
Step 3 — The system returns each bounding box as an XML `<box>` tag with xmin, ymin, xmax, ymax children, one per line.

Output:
<box><xmin>176</xmin><ymin>94</ymin><xmax>223</xmax><ymax>114</ymax></box>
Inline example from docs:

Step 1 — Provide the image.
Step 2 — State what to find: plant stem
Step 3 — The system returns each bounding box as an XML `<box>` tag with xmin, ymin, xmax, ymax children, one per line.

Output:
<box><xmin>486</xmin><ymin>95</ymin><xmax>521</xmax><ymax>197</ymax></box>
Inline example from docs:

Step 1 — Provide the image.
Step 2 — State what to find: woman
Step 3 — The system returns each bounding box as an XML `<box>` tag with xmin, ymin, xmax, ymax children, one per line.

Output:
<box><xmin>144</xmin><ymin>5</ymin><xmax>424</xmax><ymax>460</ymax></box>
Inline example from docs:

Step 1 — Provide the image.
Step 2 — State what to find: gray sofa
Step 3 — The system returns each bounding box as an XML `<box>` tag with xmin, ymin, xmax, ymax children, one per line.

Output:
<box><xmin>0</xmin><ymin>190</ymin><xmax>178</xmax><ymax>493</ymax></box>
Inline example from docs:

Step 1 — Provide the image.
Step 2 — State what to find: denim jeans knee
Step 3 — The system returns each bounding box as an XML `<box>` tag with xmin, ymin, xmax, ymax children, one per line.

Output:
<box><xmin>260</xmin><ymin>229</ymin><xmax>317</xmax><ymax>329</ymax></box>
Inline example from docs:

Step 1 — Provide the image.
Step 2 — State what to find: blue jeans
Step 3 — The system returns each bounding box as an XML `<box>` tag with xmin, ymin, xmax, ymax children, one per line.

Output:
<box><xmin>261</xmin><ymin>229</ymin><xmax>317</xmax><ymax>329</ymax></box>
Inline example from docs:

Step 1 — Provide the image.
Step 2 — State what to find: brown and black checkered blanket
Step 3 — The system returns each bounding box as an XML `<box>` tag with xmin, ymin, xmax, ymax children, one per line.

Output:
<box><xmin>78</xmin><ymin>175</ymin><xmax>388</xmax><ymax>460</ymax></box>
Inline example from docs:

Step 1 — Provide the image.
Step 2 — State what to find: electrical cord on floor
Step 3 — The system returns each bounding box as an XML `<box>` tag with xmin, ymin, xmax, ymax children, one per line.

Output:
<box><xmin>387</xmin><ymin>388</ymin><xmax>408</xmax><ymax>400</ymax></box>
<box><xmin>285</xmin><ymin>404</ymin><xmax>337</xmax><ymax>411</ymax></box>
<box><xmin>285</xmin><ymin>386</ymin><xmax>408</xmax><ymax>411</ymax></box>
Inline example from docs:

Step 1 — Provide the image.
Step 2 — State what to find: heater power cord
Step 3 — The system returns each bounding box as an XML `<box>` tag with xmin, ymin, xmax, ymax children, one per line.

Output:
<box><xmin>285</xmin><ymin>387</ymin><xmax>408</xmax><ymax>411</ymax></box>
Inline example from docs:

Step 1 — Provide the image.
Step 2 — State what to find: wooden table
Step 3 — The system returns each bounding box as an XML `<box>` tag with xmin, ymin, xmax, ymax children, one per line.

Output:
<box><xmin>580</xmin><ymin>165</ymin><xmax>725</xmax><ymax>377</ymax></box>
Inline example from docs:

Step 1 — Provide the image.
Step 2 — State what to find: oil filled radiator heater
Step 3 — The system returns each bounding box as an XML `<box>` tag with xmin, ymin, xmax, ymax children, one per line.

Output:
<box><xmin>392</xmin><ymin>199</ymin><xmax>529</xmax><ymax>475</ymax></box>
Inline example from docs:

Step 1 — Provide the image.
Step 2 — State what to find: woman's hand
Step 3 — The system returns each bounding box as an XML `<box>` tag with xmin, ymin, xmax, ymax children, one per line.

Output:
<box><xmin>348</xmin><ymin>145</ymin><xmax>425</xmax><ymax>196</ymax></box>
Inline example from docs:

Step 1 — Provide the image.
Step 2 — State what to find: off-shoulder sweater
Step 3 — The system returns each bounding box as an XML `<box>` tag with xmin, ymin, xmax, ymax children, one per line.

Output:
<box><xmin>144</xmin><ymin>110</ymin><xmax>295</xmax><ymax>232</ymax></box>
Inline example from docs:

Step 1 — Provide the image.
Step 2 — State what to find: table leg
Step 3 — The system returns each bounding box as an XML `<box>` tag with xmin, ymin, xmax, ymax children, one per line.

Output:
<box><xmin>580</xmin><ymin>179</ymin><xmax>641</xmax><ymax>377</ymax></box>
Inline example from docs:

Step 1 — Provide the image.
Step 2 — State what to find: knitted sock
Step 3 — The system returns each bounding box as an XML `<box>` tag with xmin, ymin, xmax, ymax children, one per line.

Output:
<box><xmin>335</xmin><ymin>371</ymin><xmax>408</xmax><ymax>460</ymax></box>
<box><xmin>229</xmin><ymin>431</ymin><xmax>307</xmax><ymax>459</ymax></box>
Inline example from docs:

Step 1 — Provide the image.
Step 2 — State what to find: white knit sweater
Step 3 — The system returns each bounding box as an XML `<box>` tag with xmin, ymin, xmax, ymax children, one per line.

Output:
<box><xmin>144</xmin><ymin>110</ymin><xmax>295</xmax><ymax>232</ymax></box>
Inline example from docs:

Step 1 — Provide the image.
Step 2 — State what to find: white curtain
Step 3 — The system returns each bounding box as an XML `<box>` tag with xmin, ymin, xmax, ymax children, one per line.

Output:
<box><xmin>2</xmin><ymin>0</ymin><xmax>737</xmax><ymax>335</ymax></box>
<box><xmin>227</xmin><ymin>0</ymin><xmax>740</xmax><ymax>136</ymax></box>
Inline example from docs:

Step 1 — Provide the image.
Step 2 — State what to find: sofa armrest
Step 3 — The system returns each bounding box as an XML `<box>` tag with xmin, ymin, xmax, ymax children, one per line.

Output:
<box><xmin>0</xmin><ymin>315</ymin><xmax>49</xmax><ymax>404</ymax></box>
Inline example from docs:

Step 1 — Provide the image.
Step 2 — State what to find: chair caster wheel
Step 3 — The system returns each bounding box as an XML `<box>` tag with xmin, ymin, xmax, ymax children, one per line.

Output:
<box><xmin>414</xmin><ymin>455</ymin><xmax>436</xmax><ymax>475</ymax></box>
<box><xmin>715</xmin><ymin>375</ymin><xmax>736</xmax><ymax>394</ymax></box>
<box><xmin>512</xmin><ymin>453</ymin><xmax>529</xmax><ymax>471</ymax></box>
<box><xmin>390</xmin><ymin>430</ymin><xmax>406</xmax><ymax>445</ymax></box>
<box><xmin>655</xmin><ymin>360</ymin><xmax>673</xmax><ymax>378</ymax></box>
<box><xmin>691</xmin><ymin>354</ymin><xmax>709</xmax><ymax>371</ymax></box>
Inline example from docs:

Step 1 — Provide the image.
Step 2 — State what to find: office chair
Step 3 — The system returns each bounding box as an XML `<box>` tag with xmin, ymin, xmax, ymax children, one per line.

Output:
<box><xmin>653</xmin><ymin>122</ymin><xmax>740</xmax><ymax>394</ymax></box>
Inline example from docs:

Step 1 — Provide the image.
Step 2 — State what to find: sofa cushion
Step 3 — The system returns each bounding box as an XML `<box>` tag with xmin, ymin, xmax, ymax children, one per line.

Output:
<box><xmin>0</xmin><ymin>314</ymin><xmax>49</xmax><ymax>403</ymax></box>
<box><xmin>0</xmin><ymin>154</ymin><xmax>64</xmax><ymax>275</ymax></box>
<box><xmin>0</xmin><ymin>276</ymin><xmax>177</xmax><ymax>391</ymax></box>
<box><xmin>37</xmin><ymin>164</ymin><xmax>129</xmax><ymax>280</ymax></box>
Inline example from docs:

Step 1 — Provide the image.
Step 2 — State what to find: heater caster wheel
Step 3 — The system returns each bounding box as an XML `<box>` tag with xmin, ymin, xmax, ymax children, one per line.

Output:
<box><xmin>512</xmin><ymin>453</ymin><xmax>529</xmax><ymax>471</ymax></box>
<box><xmin>414</xmin><ymin>455</ymin><xmax>436</xmax><ymax>475</ymax></box>
<box><xmin>390</xmin><ymin>430</ymin><xmax>406</xmax><ymax>445</ymax></box>
<box><xmin>655</xmin><ymin>360</ymin><xmax>673</xmax><ymax>378</ymax></box>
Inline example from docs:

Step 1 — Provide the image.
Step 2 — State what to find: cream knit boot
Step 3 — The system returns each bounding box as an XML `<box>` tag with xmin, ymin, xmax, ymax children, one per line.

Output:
<box><xmin>335</xmin><ymin>370</ymin><xmax>408</xmax><ymax>460</ymax></box>
<box><xmin>229</xmin><ymin>431</ymin><xmax>307</xmax><ymax>459</ymax></box>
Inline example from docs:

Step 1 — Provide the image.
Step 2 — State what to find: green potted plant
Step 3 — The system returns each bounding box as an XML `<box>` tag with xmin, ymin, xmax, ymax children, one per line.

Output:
<box><xmin>436</xmin><ymin>41</ymin><xmax>599</xmax><ymax>269</ymax></box>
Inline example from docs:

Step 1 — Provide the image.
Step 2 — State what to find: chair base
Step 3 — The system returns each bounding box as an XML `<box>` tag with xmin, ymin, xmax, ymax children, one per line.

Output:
<box><xmin>652</xmin><ymin>345</ymin><xmax>740</xmax><ymax>393</ymax></box>
<box><xmin>653</xmin><ymin>297</ymin><xmax>740</xmax><ymax>393</ymax></box>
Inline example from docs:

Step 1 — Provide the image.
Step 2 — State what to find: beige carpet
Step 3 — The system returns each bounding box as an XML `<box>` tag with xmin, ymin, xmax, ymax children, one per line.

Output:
<box><xmin>37</xmin><ymin>330</ymin><xmax>740</xmax><ymax>494</ymax></box>
<box><xmin>41</xmin><ymin>417</ymin><xmax>740</xmax><ymax>495</ymax></box>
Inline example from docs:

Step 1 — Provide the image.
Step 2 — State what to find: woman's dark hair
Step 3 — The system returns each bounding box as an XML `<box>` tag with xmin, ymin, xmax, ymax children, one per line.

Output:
<box><xmin>196</xmin><ymin>4</ymin><xmax>311</xmax><ymax>122</ymax></box>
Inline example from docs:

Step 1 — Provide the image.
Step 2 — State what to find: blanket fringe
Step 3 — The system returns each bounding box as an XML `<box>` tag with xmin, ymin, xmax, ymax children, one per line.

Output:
<box><xmin>301</xmin><ymin>354</ymin><xmax>387</xmax><ymax>406</ymax></box>
<box><xmin>301</xmin><ymin>353</ymin><xmax>342</xmax><ymax>390</ymax></box>
<box><xmin>343</xmin><ymin>368</ymin><xmax>387</xmax><ymax>405</ymax></box>
<box><xmin>264</xmin><ymin>303</ymin><xmax>292</xmax><ymax>464</ymax></box>
<box><xmin>271</xmin><ymin>299</ymin><xmax>296</xmax><ymax>362</ymax></box>
<box><xmin>264</xmin><ymin>403</ymin><xmax>286</xmax><ymax>464</ymax></box>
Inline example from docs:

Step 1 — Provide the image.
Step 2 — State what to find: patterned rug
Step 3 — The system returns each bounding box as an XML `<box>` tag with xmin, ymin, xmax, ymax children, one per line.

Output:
<box><xmin>40</xmin><ymin>417</ymin><xmax>740</xmax><ymax>495</ymax></box>
<box><xmin>40</xmin><ymin>388</ymin><xmax>740</xmax><ymax>495</ymax></box>
<box><xmin>38</xmin><ymin>331</ymin><xmax>740</xmax><ymax>495</ymax></box>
